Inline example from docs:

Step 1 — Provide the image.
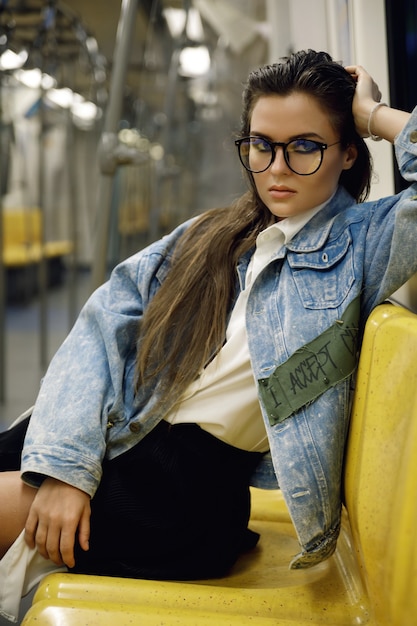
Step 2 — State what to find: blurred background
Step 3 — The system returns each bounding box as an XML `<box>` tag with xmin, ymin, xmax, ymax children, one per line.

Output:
<box><xmin>0</xmin><ymin>1</ymin><xmax>416</xmax><ymax>620</ymax></box>
<box><xmin>0</xmin><ymin>0</ymin><xmax>416</xmax><ymax>424</ymax></box>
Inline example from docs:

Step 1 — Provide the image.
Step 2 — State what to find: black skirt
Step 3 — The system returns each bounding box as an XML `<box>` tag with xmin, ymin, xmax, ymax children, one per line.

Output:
<box><xmin>0</xmin><ymin>415</ymin><xmax>30</xmax><ymax>471</ymax></box>
<box><xmin>0</xmin><ymin>417</ymin><xmax>263</xmax><ymax>581</ymax></box>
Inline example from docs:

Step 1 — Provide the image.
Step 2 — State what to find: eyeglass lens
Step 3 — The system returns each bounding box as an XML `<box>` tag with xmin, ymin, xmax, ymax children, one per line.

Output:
<box><xmin>238</xmin><ymin>137</ymin><xmax>323</xmax><ymax>175</ymax></box>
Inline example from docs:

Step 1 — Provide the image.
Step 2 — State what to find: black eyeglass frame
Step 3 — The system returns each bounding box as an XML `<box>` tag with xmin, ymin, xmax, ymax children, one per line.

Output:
<box><xmin>234</xmin><ymin>136</ymin><xmax>341</xmax><ymax>176</ymax></box>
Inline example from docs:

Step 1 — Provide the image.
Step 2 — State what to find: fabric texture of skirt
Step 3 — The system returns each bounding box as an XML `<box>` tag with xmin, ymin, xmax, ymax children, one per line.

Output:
<box><xmin>0</xmin><ymin>417</ymin><xmax>263</xmax><ymax>581</ymax></box>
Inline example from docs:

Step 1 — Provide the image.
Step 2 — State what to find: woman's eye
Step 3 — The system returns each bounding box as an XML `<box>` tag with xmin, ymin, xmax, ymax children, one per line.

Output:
<box><xmin>291</xmin><ymin>139</ymin><xmax>318</xmax><ymax>153</ymax></box>
<box><xmin>253</xmin><ymin>139</ymin><xmax>271</xmax><ymax>152</ymax></box>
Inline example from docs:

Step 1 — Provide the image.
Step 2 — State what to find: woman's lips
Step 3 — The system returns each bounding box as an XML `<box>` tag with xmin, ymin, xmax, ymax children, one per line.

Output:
<box><xmin>268</xmin><ymin>185</ymin><xmax>296</xmax><ymax>199</ymax></box>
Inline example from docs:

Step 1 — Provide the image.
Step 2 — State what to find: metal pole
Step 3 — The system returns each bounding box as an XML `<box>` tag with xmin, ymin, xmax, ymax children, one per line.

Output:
<box><xmin>91</xmin><ymin>0</ymin><xmax>139</xmax><ymax>290</ymax></box>
<box><xmin>0</xmin><ymin>74</ymin><xmax>6</xmax><ymax>402</ymax></box>
<box><xmin>38</xmin><ymin>82</ymin><xmax>49</xmax><ymax>370</ymax></box>
<box><xmin>66</xmin><ymin>66</ymin><xmax>78</xmax><ymax>329</ymax></box>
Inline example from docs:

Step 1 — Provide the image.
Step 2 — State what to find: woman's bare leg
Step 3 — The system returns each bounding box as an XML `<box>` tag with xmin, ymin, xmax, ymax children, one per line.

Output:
<box><xmin>0</xmin><ymin>471</ymin><xmax>37</xmax><ymax>558</ymax></box>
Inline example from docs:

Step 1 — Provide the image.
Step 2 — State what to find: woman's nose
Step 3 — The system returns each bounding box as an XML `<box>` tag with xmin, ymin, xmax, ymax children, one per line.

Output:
<box><xmin>270</xmin><ymin>146</ymin><xmax>290</xmax><ymax>173</ymax></box>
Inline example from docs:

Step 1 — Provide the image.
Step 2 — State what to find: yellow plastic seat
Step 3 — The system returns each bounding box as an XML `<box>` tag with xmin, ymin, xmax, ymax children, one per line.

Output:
<box><xmin>21</xmin><ymin>303</ymin><xmax>417</xmax><ymax>626</ymax></box>
<box><xmin>344</xmin><ymin>303</ymin><xmax>417</xmax><ymax>626</ymax></box>
<box><xmin>2</xmin><ymin>208</ymin><xmax>73</xmax><ymax>267</ymax></box>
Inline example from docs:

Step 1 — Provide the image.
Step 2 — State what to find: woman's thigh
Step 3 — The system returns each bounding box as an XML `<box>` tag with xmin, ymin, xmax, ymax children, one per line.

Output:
<box><xmin>0</xmin><ymin>471</ymin><xmax>36</xmax><ymax>558</ymax></box>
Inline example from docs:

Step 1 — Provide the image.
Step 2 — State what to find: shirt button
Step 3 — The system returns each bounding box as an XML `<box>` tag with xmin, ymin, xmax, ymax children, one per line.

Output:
<box><xmin>129</xmin><ymin>421</ymin><xmax>142</xmax><ymax>433</ymax></box>
<box><xmin>410</xmin><ymin>130</ymin><xmax>417</xmax><ymax>143</ymax></box>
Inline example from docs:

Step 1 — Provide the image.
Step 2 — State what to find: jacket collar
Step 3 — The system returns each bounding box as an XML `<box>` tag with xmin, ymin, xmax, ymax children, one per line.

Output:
<box><xmin>286</xmin><ymin>186</ymin><xmax>355</xmax><ymax>252</ymax></box>
<box><xmin>236</xmin><ymin>186</ymin><xmax>357</xmax><ymax>286</ymax></box>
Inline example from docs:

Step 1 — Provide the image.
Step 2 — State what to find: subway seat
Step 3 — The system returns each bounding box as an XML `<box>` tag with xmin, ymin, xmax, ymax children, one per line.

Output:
<box><xmin>21</xmin><ymin>303</ymin><xmax>417</xmax><ymax>626</ymax></box>
<box><xmin>2</xmin><ymin>207</ymin><xmax>73</xmax><ymax>301</ymax></box>
<box><xmin>2</xmin><ymin>208</ymin><xmax>72</xmax><ymax>266</ymax></box>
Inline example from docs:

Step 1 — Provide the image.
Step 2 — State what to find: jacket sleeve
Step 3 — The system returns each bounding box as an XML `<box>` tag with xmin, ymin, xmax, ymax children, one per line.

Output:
<box><xmin>362</xmin><ymin>105</ymin><xmax>417</xmax><ymax>315</ymax></box>
<box><xmin>20</xmin><ymin>236</ymin><xmax>174</xmax><ymax>497</ymax></box>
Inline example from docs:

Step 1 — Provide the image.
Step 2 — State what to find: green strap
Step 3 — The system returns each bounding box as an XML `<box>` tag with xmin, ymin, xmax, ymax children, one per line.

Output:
<box><xmin>258</xmin><ymin>296</ymin><xmax>360</xmax><ymax>426</ymax></box>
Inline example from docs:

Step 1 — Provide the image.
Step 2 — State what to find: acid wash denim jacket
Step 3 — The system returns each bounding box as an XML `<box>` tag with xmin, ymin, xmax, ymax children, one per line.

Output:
<box><xmin>21</xmin><ymin>107</ymin><xmax>417</xmax><ymax>570</ymax></box>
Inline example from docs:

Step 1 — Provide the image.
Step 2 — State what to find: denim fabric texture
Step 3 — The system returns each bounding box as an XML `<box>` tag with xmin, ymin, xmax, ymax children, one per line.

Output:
<box><xmin>21</xmin><ymin>107</ymin><xmax>417</xmax><ymax>569</ymax></box>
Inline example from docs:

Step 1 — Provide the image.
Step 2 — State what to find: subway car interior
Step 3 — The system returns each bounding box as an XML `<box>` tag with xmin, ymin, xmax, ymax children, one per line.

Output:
<box><xmin>1</xmin><ymin>0</ymin><xmax>417</xmax><ymax>624</ymax></box>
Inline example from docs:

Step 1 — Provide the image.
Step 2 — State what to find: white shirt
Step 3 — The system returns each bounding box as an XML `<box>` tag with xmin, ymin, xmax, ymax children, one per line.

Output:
<box><xmin>166</xmin><ymin>202</ymin><xmax>327</xmax><ymax>452</ymax></box>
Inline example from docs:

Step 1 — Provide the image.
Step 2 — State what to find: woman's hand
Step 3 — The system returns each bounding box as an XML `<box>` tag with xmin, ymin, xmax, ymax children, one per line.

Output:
<box><xmin>24</xmin><ymin>477</ymin><xmax>91</xmax><ymax>568</ymax></box>
<box><xmin>345</xmin><ymin>65</ymin><xmax>382</xmax><ymax>137</ymax></box>
<box><xmin>345</xmin><ymin>64</ymin><xmax>410</xmax><ymax>142</ymax></box>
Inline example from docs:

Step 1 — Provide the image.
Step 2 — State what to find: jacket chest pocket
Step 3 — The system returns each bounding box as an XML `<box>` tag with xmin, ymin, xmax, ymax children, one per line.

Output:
<box><xmin>287</xmin><ymin>231</ymin><xmax>354</xmax><ymax>309</ymax></box>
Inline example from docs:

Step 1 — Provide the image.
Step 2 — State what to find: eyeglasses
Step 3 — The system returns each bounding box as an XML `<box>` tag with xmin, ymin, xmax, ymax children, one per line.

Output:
<box><xmin>235</xmin><ymin>136</ymin><xmax>341</xmax><ymax>176</ymax></box>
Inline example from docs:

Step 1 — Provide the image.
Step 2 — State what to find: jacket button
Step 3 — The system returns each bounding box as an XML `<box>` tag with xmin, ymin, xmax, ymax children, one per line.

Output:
<box><xmin>410</xmin><ymin>130</ymin><xmax>417</xmax><ymax>143</ymax></box>
<box><xmin>129</xmin><ymin>421</ymin><xmax>142</xmax><ymax>433</ymax></box>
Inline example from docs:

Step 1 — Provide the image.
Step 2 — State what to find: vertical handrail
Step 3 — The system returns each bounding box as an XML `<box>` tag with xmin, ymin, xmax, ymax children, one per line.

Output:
<box><xmin>38</xmin><ymin>83</ymin><xmax>49</xmax><ymax>370</ymax></box>
<box><xmin>65</xmin><ymin>66</ymin><xmax>79</xmax><ymax>330</ymax></box>
<box><xmin>91</xmin><ymin>0</ymin><xmax>139</xmax><ymax>291</ymax></box>
<box><xmin>66</xmin><ymin>110</ymin><xmax>78</xmax><ymax>329</ymax></box>
<box><xmin>0</xmin><ymin>74</ymin><xmax>6</xmax><ymax>402</ymax></box>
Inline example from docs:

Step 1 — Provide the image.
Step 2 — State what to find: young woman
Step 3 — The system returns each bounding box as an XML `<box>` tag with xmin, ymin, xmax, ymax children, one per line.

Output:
<box><xmin>0</xmin><ymin>49</ymin><xmax>416</xmax><ymax>616</ymax></box>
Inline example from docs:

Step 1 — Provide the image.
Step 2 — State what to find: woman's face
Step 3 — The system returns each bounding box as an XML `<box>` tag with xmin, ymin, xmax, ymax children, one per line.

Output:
<box><xmin>249</xmin><ymin>92</ymin><xmax>357</xmax><ymax>220</ymax></box>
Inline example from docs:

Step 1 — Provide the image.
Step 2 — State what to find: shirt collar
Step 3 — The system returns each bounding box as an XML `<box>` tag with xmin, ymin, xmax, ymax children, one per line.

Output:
<box><xmin>259</xmin><ymin>191</ymin><xmax>337</xmax><ymax>246</ymax></box>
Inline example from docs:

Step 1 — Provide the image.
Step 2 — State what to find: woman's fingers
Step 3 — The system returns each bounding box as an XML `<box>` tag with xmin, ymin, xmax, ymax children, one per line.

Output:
<box><xmin>78</xmin><ymin>506</ymin><xmax>91</xmax><ymax>553</ymax></box>
<box><xmin>24</xmin><ymin>477</ymin><xmax>91</xmax><ymax>567</ymax></box>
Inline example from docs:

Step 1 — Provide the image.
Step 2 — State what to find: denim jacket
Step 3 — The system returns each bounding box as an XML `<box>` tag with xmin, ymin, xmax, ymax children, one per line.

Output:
<box><xmin>22</xmin><ymin>107</ymin><xmax>417</xmax><ymax>569</ymax></box>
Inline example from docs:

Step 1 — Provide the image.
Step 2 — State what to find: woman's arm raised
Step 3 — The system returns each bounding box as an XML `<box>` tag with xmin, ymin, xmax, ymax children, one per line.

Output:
<box><xmin>345</xmin><ymin>64</ymin><xmax>410</xmax><ymax>143</ymax></box>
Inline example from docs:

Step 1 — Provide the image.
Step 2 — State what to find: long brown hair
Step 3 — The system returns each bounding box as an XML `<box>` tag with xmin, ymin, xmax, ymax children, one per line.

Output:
<box><xmin>135</xmin><ymin>194</ymin><xmax>271</xmax><ymax>406</ymax></box>
<box><xmin>135</xmin><ymin>50</ymin><xmax>372</xmax><ymax>412</ymax></box>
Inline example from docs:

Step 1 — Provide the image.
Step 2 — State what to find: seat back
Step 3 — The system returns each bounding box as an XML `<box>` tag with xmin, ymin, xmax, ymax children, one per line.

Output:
<box><xmin>344</xmin><ymin>303</ymin><xmax>417</xmax><ymax>626</ymax></box>
<box><xmin>2</xmin><ymin>208</ymin><xmax>41</xmax><ymax>247</ymax></box>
